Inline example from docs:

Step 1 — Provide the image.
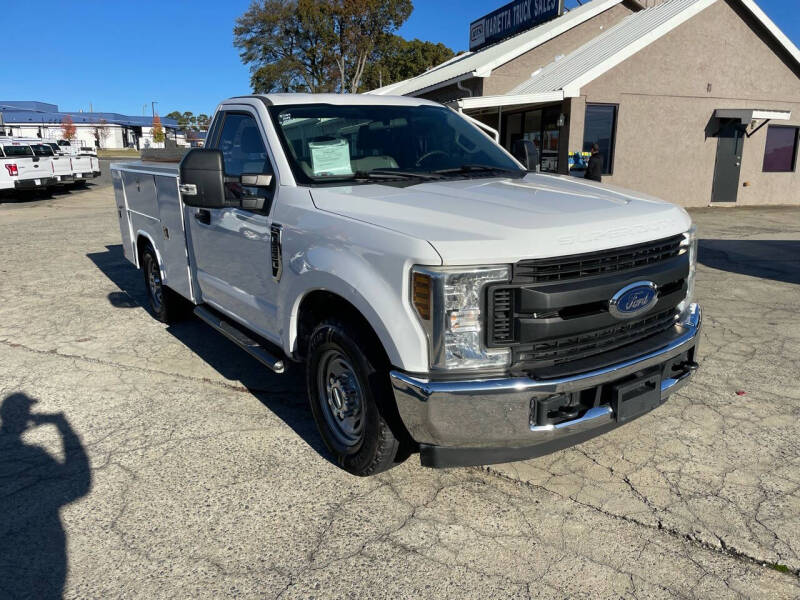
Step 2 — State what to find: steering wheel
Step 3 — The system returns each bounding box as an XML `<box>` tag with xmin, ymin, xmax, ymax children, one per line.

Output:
<box><xmin>415</xmin><ymin>150</ymin><xmax>448</xmax><ymax>168</ymax></box>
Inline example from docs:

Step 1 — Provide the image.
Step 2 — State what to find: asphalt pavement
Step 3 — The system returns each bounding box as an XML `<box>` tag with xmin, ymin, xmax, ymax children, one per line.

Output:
<box><xmin>0</xmin><ymin>184</ymin><xmax>798</xmax><ymax>599</ymax></box>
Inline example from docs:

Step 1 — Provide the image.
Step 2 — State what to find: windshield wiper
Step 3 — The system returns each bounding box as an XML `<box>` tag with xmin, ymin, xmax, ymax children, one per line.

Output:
<box><xmin>353</xmin><ymin>169</ymin><xmax>443</xmax><ymax>181</ymax></box>
<box><xmin>433</xmin><ymin>164</ymin><xmax>523</xmax><ymax>176</ymax></box>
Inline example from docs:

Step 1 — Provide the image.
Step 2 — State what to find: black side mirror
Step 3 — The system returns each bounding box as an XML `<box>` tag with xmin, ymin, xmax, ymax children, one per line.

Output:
<box><xmin>179</xmin><ymin>149</ymin><xmax>226</xmax><ymax>208</ymax></box>
<box><xmin>511</xmin><ymin>139</ymin><xmax>539</xmax><ymax>171</ymax></box>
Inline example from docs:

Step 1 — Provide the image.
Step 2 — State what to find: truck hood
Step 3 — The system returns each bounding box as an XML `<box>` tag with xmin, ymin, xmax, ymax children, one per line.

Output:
<box><xmin>310</xmin><ymin>173</ymin><xmax>692</xmax><ymax>265</ymax></box>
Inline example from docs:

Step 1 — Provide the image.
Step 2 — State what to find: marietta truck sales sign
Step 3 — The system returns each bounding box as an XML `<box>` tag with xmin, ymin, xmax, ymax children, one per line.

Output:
<box><xmin>469</xmin><ymin>0</ymin><xmax>564</xmax><ymax>51</ymax></box>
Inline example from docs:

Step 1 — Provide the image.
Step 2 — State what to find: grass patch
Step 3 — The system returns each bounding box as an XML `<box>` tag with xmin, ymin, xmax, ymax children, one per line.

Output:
<box><xmin>768</xmin><ymin>563</ymin><xmax>790</xmax><ymax>574</ymax></box>
<box><xmin>97</xmin><ymin>148</ymin><xmax>140</xmax><ymax>158</ymax></box>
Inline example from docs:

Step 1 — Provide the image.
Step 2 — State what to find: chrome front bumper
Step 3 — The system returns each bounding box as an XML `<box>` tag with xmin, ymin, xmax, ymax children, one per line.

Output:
<box><xmin>390</xmin><ymin>304</ymin><xmax>702</xmax><ymax>467</ymax></box>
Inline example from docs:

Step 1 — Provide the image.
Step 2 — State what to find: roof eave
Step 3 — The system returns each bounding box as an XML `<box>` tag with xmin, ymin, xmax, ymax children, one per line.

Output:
<box><xmin>737</xmin><ymin>0</ymin><xmax>800</xmax><ymax>67</ymax></box>
<box><xmin>453</xmin><ymin>91</ymin><xmax>565</xmax><ymax>110</ymax></box>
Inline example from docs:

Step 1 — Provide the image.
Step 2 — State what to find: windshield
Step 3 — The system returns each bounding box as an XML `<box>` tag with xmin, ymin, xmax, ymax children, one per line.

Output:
<box><xmin>47</xmin><ymin>143</ymin><xmax>60</xmax><ymax>153</ymax></box>
<box><xmin>3</xmin><ymin>145</ymin><xmax>34</xmax><ymax>157</ymax></box>
<box><xmin>31</xmin><ymin>144</ymin><xmax>54</xmax><ymax>157</ymax></box>
<box><xmin>268</xmin><ymin>103</ymin><xmax>523</xmax><ymax>184</ymax></box>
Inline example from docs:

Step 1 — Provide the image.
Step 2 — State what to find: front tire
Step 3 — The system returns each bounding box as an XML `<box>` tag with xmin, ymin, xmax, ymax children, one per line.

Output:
<box><xmin>307</xmin><ymin>319</ymin><xmax>402</xmax><ymax>476</ymax></box>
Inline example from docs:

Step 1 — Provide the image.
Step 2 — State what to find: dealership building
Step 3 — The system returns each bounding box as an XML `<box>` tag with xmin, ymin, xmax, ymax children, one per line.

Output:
<box><xmin>0</xmin><ymin>101</ymin><xmax>181</xmax><ymax>150</ymax></box>
<box><xmin>370</xmin><ymin>0</ymin><xmax>800</xmax><ymax>207</ymax></box>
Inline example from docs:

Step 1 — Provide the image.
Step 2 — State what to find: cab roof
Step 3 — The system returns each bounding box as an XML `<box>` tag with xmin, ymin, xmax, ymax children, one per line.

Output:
<box><xmin>225</xmin><ymin>93</ymin><xmax>442</xmax><ymax>108</ymax></box>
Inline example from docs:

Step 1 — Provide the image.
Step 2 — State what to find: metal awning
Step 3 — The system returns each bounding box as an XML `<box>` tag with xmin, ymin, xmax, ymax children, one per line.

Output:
<box><xmin>714</xmin><ymin>108</ymin><xmax>792</xmax><ymax>123</ymax></box>
<box><xmin>450</xmin><ymin>91</ymin><xmax>564</xmax><ymax>112</ymax></box>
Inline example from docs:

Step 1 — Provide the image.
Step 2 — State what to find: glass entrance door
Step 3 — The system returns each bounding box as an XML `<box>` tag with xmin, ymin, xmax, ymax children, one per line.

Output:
<box><xmin>503</xmin><ymin>106</ymin><xmax>561</xmax><ymax>172</ymax></box>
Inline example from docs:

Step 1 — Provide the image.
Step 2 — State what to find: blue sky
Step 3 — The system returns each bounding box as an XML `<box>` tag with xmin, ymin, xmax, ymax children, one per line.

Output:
<box><xmin>0</xmin><ymin>0</ymin><xmax>796</xmax><ymax>117</ymax></box>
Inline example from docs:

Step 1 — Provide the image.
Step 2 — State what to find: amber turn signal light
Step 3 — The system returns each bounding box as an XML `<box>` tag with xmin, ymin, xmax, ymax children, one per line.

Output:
<box><xmin>412</xmin><ymin>272</ymin><xmax>432</xmax><ymax>320</ymax></box>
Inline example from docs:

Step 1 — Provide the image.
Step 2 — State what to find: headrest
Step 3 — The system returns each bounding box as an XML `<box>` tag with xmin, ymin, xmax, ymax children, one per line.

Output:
<box><xmin>240</xmin><ymin>127</ymin><xmax>263</xmax><ymax>153</ymax></box>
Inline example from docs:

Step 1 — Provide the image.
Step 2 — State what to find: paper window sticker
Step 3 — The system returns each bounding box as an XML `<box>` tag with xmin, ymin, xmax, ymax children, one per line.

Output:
<box><xmin>309</xmin><ymin>138</ymin><xmax>353</xmax><ymax>176</ymax></box>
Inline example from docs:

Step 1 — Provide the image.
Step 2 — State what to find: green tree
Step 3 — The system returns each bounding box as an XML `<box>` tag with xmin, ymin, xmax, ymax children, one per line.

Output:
<box><xmin>234</xmin><ymin>0</ymin><xmax>413</xmax><ymax>94</ymax></box>
<box><xmin>234</xmin><ymin>0</ymin><xmax>335</xmax><ymax>93</ymax></box>
<box><xmin>165</xmin><ymin>110</ymin><xmax>212</xmax><ymax>131</ymax></box>
<box><xmin>361</xmin><ymin>36</ymin><xmax>455</xmax><ymax>91</ymax></box>
<box><xmin>330</xmin><ymin>0</ymin><xmax>413</xmax><ymax>93</ymax></box>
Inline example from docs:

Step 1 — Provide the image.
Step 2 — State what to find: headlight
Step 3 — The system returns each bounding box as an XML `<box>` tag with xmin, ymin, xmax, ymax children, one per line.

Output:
<box><xmin>411</xmin><ymin>265</ymin><xmax>511</xmax><ymax>371</ymax></box>
<box><xmin>677</xmin><ymin>225</ymin><xmax>698</xmax><ymax>315</ymax></box>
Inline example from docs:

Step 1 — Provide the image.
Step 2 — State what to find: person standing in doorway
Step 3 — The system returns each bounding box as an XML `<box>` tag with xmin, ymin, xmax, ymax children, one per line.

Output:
<box><xmin>584</xmin><ymin>143</ymin><xmax>604</xmax><ymax>182</ymax></box>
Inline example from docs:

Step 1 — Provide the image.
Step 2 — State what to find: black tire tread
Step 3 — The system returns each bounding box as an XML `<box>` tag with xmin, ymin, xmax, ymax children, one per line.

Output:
<box><xmin>307</xmin><ymin>318</ymin><xmax>401</xmax><ymax>476</ymax></box>
<box><xmin>141</xmin><ymin>243</ymin><xmax>186</xmax><ymax>324</ymax></box>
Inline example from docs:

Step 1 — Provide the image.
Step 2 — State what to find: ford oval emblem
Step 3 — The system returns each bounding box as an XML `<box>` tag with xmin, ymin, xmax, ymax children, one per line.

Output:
<box><xmin>609</xmin><ymin>281</ymin><xmax>658</xmax><ymax>320</ymax></box>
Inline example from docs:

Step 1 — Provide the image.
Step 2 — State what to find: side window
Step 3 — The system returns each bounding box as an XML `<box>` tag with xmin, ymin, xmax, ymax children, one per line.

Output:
<box><xmin>205</xmin><ymin>113</ymin><xmax>223</xmax><ymax>149</ymax></box>
<box><xmin>216</xmin><ymin>113</ymin><xmax>273</xmax><ymax>177</ymax></box>
<box><xmin>212</xmin><ymin>112</ymin><xmax>275</xmax><ymax>212</ymax></box>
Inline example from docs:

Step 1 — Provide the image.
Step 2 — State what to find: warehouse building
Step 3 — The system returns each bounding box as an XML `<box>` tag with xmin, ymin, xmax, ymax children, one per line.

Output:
<box><xmin>370</xmin><ymin>0</ymin><xmax>800</xmax><ymax>206</ymax></box>
<box><xmin>0</xmin><ymin>101</ymin><xmax>181</xmax><ymax>150</ymax></box>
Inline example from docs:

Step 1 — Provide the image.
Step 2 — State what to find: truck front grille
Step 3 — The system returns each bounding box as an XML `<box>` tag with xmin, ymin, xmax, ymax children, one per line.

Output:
<box><xmin>514</xmin><ymin>234</ymin><xmax>684</xmax><ymax>283</ymax></box>
<box><xmin>487</xmin><ymin>237</ymin><xmax>690</xmax><ymax>373</ymax></box>
<box><xmin>515</xmin><ymin>309</ymin><xmax>678</xmax><ymax>366</ymax></box>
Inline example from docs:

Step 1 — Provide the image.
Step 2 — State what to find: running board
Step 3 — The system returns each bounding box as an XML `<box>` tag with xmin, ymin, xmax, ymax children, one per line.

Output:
<box><xmin>193</xmin><ymin>306</ymin><xmax>286</xmax><ymax>374</ymax></box>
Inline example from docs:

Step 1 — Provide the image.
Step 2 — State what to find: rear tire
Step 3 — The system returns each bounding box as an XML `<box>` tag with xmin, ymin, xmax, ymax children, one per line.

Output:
<box><xmin>307</xmin><ymin>319</ymin><xmax>402</xmax><ymax>476</ymax></box>
<box><xmin>141</xmin><ymin>243</ymin><xmax>184</xmax><ymax>324</ymax></box>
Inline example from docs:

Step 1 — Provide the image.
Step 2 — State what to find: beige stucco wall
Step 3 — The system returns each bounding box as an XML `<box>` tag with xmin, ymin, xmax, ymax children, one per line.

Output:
<box><xmin>484</xmin><ymin>3</ymin><xmax>636</xmax><ymax>96</ymax></box>
<box><xmin>580</xmin><ymin>0</ymin><xmax>800</xmax><ymax>206</ymax></box>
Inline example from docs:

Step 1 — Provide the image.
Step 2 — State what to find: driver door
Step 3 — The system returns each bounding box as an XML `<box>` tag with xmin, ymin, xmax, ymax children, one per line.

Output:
<box><xmin>187</xmin><ymin>109</ymin><xmax>280</xmax><ymax>341</ymax></box>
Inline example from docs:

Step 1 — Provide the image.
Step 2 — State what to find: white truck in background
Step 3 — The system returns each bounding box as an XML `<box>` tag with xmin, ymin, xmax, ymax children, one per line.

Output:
<box><xmin>111</xmin><ymin>94</ymin><xmax>701</xmax><ymax>476</ymax></box>
<box><xmin>55</xmin><ymin>140</ymin><xmax>100</xmax><ymax>185</ymax></box>
<box><xmin>14</xmin><ymin>139</ymin><xmax>74</xmax><ymax>186</ymax></box>
<box><xmin>0</xmin><ymin>138</ymin><xmax>56</xmax><ymax>193</ymax></box>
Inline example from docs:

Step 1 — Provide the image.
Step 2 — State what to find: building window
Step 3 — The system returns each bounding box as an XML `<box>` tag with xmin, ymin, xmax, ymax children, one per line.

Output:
<box><xmin>583</xmin><ymin>104</ymin><xmax>617</xmax><ymax>175</ymax></box>
<box><xmin>763</xmin><ymin>125</ymin><xmax>798</xmax><ymax>172</ymax></box>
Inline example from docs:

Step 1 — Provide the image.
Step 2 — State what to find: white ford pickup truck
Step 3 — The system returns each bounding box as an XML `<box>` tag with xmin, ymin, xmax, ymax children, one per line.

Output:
<box><xmin>111</xmin><ymin>94</ymin><xmax>701</xmax><ymax>476</ymax></box>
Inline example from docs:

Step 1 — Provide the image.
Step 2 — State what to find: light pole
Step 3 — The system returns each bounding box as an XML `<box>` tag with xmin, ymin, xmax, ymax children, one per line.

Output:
<box><xmin>151</xmin><ymin>101</ymin><xmax>158</xmax><ymax>118</ymax></box>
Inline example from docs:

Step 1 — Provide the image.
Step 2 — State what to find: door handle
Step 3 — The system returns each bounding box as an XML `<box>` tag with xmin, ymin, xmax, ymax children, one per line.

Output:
<box><xmin>194</xmin><ymin>209</ymin><xmax>211</xmax><ymax>225</ymax></box>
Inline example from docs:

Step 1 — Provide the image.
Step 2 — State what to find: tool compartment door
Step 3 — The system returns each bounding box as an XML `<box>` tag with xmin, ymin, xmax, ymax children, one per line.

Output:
<box><xmin>112</xmin><ymin>169</ymin><xmax>136</xmax><ymax>263</ymax></box>
<box><xmin>155</xmin><ymin>174</ymin><xmax>193</xmax><ymax>302</ymax></box>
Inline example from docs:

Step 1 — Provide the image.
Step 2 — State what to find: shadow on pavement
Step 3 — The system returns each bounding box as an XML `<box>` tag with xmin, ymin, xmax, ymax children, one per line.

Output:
<box><xmin>699</xmin><ymin>239</ymin><xmax>800</xmax><ymax>285</ymax></box>
<box><xmin>0</xmin><ymin>182</ymin><xmax>98</xmax><ymax>204</ymax></box>
<box><xmin>86</xmin><ymin>245</ymin><xmax>331</xmax><ymax>464</ymax></box>
<box><xmin>0</xmin><ymin>393</ymin><xmax>91</xmax><ymax>599</ymax></box>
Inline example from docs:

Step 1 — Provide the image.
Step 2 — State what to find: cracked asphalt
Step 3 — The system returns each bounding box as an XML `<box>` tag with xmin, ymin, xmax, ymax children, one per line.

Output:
<box><xmin>0</xmin><ymin>185</ymin><xmax>798</xmax><ymax>599</ymax></box>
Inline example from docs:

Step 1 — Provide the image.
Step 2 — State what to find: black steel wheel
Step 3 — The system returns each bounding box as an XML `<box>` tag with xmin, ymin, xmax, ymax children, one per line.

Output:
<box><xmin>306</xmin><ymin>319</ymin><xmax>402</xmax><ymax>476</ymax></box>
<box><xmin>140</xmin><ymin>243</ymin><xmax>184</xmax><ymax>324</ymax></box>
